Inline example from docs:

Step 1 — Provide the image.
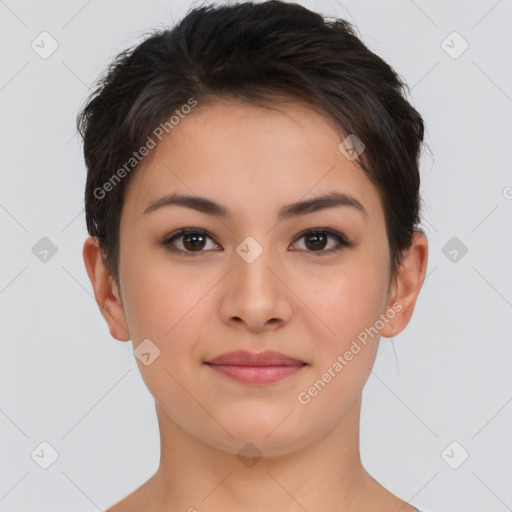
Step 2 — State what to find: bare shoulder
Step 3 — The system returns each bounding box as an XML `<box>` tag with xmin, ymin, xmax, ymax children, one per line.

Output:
<box><xmin>361</xmin><ymin>470</ymin><xmax>420</xmax><ymax>512</ymax></box>
<box><xmin>103</xmin><ymin>494</ymin><xmax>135</xmax><ymax>512</ymax></box>
<box><xmin>103</xmin><ymin>479</ymin><xmax>156</xmax><ymax>512</ymax></box>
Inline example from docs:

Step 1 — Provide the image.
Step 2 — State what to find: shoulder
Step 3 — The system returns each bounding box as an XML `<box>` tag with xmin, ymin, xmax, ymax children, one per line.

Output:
<box><xmin>103</xmin><ymin>485</ymin><xmax>152</xmax><ymax>512</ymax></box>
<box><xmin>103</xmin><ymin>473</ymin><xmax>161</xmax><ymax>512</ymax></box>
<box><xmin>103</xmin><ymin>497</ymin><xmax>136</xmax><ymax>512</ymax></box>
<box><xmin>103</xmin><ymin>501</ymin><xmax>127</xmax><ymax>512</ymax></box>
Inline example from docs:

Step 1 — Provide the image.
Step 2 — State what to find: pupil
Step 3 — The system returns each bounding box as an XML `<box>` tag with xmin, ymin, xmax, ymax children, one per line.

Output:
<box><xmin>184</xmin><ymin>233</ymin><xmax>205</xmax><ymax>251</ymax></box>
<box><xmin>306</xmin><ymin>233</ymin><xmax>326</xmax><ymax>251</ymax></box>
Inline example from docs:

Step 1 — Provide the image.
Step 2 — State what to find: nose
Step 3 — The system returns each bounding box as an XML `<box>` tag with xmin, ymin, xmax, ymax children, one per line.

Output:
<box><xmin>218</xmin><ymin>240</ymin><xmax>293</xmax><ymax>333</ymax></box>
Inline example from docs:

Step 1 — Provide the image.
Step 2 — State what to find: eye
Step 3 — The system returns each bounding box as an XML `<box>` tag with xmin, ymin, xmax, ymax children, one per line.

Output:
<box><xmin>162</xmin><ymin>228</ymin><xmax>219</xmax><ymax>255</ymax></box>
<box><xmin>290</xmin><ymin>228</ymin><xmax>354</xmax><ymax>255</ymax></box>
<box><xmin>161</xmin><ymin>227</ymin><xmax>354</xmax><ymax>256</ymax></box>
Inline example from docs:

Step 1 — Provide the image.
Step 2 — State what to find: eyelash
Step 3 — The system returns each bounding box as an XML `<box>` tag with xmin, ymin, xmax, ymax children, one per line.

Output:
<box><xmin>161</xmin><ymin>227</ymin><xmax>354</xmax><ymax>257</ymax></box>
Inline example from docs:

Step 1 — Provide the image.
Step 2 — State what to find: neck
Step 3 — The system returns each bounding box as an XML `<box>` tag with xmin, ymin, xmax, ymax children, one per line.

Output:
<box><xmin>147</xmin><ymin>396</ymin><xmax>389</xmax><ymax>512</ymax></box>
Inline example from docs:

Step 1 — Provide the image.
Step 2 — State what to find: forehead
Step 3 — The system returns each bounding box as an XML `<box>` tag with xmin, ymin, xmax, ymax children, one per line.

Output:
<box><xmin>122</xmin><ymin>98</ymin><xmax>384</xmax><ymax>228</ymax></box>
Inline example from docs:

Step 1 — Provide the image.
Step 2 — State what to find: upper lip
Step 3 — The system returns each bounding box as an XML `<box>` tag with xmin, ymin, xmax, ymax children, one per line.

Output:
<box><xmin>205</xmin><ymin>350</ymin><xmax>306</xmax><ymax>366</ymax></box>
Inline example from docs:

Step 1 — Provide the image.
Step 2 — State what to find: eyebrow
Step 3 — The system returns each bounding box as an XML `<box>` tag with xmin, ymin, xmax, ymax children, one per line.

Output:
<box><xmin>143</xmin><ymin>191</ymin><xmax>368</xmax><ymax>221</ymax></box>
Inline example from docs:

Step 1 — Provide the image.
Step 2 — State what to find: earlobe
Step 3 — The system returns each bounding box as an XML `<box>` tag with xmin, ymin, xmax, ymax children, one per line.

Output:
<box><xmin>380</xmin><ymin>231</ymin><xmax>428</xmax><ymax>339</ymax></box>
<box><xmin>82</xmin><ymin>236</ymin><xmax>131</xmax><ymax>342</ymax></box>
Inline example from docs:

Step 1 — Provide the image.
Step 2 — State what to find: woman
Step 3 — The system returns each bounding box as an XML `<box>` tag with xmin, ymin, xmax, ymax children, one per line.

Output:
<box><xmin>78</xmin><ymin>1</ymin><xmax>429</xmax><ymax>510</ymax></box>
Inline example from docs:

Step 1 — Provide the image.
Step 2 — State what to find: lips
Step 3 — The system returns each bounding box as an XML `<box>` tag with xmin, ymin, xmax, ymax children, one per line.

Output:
<box><xmin>204</xmin><ymin>350</ymin><xmax>308</xmax><ymax>384</ymax></box>
<box><xmin>205</xmin><ymin>350</ymin><xmax>306</xmax><ymax>367</ymax></box>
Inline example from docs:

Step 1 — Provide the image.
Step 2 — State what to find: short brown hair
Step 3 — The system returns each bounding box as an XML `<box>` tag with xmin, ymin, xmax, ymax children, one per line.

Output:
<box><xmin>77</xmin><ymin>0</ymin><xmax>427</xmax><ymax>288</ymax></box>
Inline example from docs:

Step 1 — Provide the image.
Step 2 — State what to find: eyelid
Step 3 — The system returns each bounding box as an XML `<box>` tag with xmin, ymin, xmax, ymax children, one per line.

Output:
<box><xmin>292</xmin><ymin>227</ymin><xmax>353</xmax><ymax>246</ymax></box>
<box><xmin>289</xmin><ymin>227</ymin><xmax>354</xmax><ymax>255</ymax></box>
<box><xmin>162</xmin><ymin>228</ymin><xmax>220</xmax><ymax>256</ymax></box>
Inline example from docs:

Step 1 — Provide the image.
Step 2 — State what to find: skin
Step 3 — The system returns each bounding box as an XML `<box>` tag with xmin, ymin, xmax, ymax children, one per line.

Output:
<box><xmin>83</xmin><ymin>97</ymin><xmax>428</xmax><ymax>512</ymax></box>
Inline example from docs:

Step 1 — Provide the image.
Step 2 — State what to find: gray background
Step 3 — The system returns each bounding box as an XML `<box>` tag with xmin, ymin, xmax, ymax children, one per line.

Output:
<box><xmin>1</xmin><ymin>0</ymin><xmax>511</xmax><ymax>510</ymax></box>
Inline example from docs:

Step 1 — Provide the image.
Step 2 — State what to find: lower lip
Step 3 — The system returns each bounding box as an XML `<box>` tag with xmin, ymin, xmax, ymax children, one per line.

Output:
<box><xmin>205</xmin><ymin>364</ymin><xmax>306</xmax><ymax>384</ymax></box>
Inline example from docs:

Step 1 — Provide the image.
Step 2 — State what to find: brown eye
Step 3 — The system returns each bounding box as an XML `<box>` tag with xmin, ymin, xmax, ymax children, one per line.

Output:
<box><xmin>162</xmin><ymin>227</ymin><xmax>353</xmax><ymax>257</ymax></box>
<box><xmin>291</xmin><ymin>229</ymin><xmax>353</xmax><ymax>255</ymax></box>
<box><xmin>182</xmin><ymin>232</ymin><xmax>206</xmax><ymax>251</ymax></box>
<box><xmin>162</xmin><ymin>228</ymin><xmax>219</xmax><ymax>255</ymax></box>
<box><xmin>304</xmin><ymin>231</ymin><xmax>328</xmax><ymax>251</ymax></box>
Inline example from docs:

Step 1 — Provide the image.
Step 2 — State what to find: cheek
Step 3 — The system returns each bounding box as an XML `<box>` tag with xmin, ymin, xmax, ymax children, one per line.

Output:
<box><xmin>120</xmin><ymin>267</ymin><xmax>212</xmax><ymax>425</ymax></box>
<box><xmin>295</xmin><ymin>255</ymin><xmax>389</xmax><ymax>346</ymax></box>
<box><xmin>120</xmin><ymin>253</ymin><xmax>210</xmax><ymax>342</ymax></box>
<box><xmin>292</xmin><ymin>262</ymin><xmax>387</xmax><ymax>420</ymax></box>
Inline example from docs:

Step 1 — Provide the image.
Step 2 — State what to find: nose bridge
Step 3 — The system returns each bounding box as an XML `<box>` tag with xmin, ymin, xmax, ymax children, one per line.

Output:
<box><xmin>220</xmin><ymin>232</ymin><xmax>291</xmax><ymax>329</ymax></box>
<box><xmin>233</xmin><ymin>234</ymin><xmax>276</xmax><ymax>293</ymax></box>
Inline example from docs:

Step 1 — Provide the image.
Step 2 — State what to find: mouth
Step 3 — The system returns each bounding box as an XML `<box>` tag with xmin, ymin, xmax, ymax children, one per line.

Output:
<box><xmin>203</xmin><ymin>350</ymin><xmax>309</xmax><ymax>385</ymax></box>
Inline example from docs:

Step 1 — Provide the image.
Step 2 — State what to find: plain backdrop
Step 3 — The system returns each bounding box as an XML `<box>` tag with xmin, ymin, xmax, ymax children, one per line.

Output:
<box><xmin>1</xmin><ymin>0</ymin><xmax>511</xmax><ymax>511</ymax></box>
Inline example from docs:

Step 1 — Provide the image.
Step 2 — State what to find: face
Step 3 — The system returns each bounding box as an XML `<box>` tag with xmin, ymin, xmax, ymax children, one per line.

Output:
<box><xmin>112</xmin><ymin>98</ymin><xmax>401</xmax><ymax>456</ymax></box>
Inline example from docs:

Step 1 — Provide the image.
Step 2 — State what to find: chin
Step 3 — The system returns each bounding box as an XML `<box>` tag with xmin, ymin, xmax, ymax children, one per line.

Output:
<box><xmin>202</xmin><ymin>421</ymin><xmax>312</xmax><ymax>460</ymax></box>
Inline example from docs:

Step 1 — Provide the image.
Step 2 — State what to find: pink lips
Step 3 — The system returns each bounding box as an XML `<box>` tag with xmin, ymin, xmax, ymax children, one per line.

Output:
<box><xmin>204</xmin><ymin>350</ymin><xmax>307</xmax><ymax>384</ymax></box>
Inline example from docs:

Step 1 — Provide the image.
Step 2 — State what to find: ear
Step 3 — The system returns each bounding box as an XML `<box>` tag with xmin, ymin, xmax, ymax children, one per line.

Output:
<box><xmin>380</xmin><ymin>231</ymin><xmax>428</xmax><ymax>338</ymax></box>
<box><xmin>82</xmin><ymin>236</ymin><xmax>131</xmax><ymax>341</ymax></box>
